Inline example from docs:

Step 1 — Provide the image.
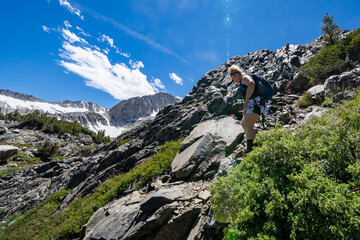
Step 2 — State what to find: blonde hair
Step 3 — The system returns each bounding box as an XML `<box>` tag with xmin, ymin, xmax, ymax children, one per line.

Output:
<box><xmin>228</xmin><ymin>65</ymin><xmax>245</xmax><ymax>76</ymax></box>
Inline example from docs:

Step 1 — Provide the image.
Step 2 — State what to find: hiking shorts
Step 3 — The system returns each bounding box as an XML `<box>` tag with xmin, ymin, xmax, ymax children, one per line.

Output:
<box><xmin>244</xmin><ymin>96</ymin><xmax>272</xmax><ymax>115</ymax></box>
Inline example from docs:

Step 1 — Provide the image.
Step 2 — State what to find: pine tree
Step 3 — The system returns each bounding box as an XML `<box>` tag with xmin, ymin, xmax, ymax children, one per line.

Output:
<box><xmin>321</xmin><ymin>13</ymin><xmax>340</xmax><ymax>46</ymax></box>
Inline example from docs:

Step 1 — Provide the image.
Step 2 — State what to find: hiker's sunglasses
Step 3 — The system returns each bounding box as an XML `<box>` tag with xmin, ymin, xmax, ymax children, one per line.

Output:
<box><xmin>230</xmin><ymin>71</ymin><xmax>239</xmax><ymax>76</ymax></box>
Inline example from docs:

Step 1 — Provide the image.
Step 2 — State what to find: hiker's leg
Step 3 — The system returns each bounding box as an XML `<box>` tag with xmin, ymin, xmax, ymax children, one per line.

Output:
<box><xmin>242</xmin><ymin>113</ymin><xmax>260</xmax><ymax>152</ymax></box>
<box><xmin>242</xmin><ymin>113</ymin><xmax>260</xmax><ymax>140</ymax></box>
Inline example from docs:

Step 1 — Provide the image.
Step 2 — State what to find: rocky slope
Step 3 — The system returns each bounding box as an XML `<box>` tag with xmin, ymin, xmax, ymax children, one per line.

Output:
<box><xmin>0</xmin><ymin>91</ymin><xmax>177</xmax><ymax>137</ymax></box>
<box><xmin>1</xmin><ymin>33</ymin><xmax>360</xmax><ymax>239</ymax></box>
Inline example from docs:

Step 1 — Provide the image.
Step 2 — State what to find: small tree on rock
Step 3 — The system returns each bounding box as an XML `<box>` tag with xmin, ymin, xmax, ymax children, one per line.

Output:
<box><xmin>322</xmin><ymin>13</ymin><xmax>340</xmax><ymax>46</ymax></box>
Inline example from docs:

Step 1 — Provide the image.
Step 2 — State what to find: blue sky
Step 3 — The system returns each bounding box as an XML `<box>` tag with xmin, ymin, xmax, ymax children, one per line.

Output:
<box><xmin>0</xmin><ymin>0</ymin><xmax>359</xmax><ymax>108</ymax></box>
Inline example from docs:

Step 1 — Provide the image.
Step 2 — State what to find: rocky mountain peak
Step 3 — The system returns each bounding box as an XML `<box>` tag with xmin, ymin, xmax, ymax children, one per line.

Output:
<box><xmin>54</xmin><ymin>100</ymin><xmax>108</xmax><ymax>114</ymax></box>
<box><xmin>109</xmin><ymin>92</ymin><xmax>178</xmax><ymax>127</ymax></box>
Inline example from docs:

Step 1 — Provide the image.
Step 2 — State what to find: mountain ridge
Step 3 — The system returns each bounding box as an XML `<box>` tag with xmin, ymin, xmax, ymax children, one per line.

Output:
<box><xmin>0</xmin><ymin>90</ymin><xmax>178</xmax><ymax>137</ymax></box>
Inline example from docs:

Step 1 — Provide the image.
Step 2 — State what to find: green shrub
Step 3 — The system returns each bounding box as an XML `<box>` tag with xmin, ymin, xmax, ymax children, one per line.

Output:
<box><xmin>346</xmin><ymin>29</ymin><xmax>360</xmax><ymax>59</ymax></box>
<box><xmin>94</xmin><ymin>130</ymin><xmax>111</xmax><ymax>144</ymax></box>
<box><xmin>82</xmin><ymin>145</ymin><xmax>95</xmax><ymax>154</ymax></box>
<box><xmin>321</xmin><ymin>96</ymin><xmax>333</xmax><ymax>106</ymax></box>
<box><xmin>0</xmin><ymin>137</ymin><xmax>184</xmax><ymax>239</ymax></box>
<box><xmin>37</xmin><ymin>141</ymin><xmax>59</xmax><ymax>162</ymax></box>
<box><xmin>297</xmin><ymin>92</ymin><xmax>313</xmax><ymax>108</ymax></box>
<box><xmin>211</xmin><ymin>93</ymin><xmax>360</xmax><ymax>239</ymax></box>
<box><xmin>300</xmin><ymin>44</ymin><xmax>346</xmax><ymax>80</ymax></box>
<box><xmin>116</xmin><ymin>137</ymin><xmax>131</xmax><ymax>147</ymax></box>
<box><xmin>300</xmin><ymin>28</ymin><xmax>360</xmax><ymax>81</ymax></box>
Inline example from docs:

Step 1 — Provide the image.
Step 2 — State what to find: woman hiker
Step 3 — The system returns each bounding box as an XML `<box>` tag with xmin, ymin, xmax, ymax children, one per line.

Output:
<box><xmin>229</xmin><ymin>65</ymin><xmax>271</xmax><ymax>154</ymax></box>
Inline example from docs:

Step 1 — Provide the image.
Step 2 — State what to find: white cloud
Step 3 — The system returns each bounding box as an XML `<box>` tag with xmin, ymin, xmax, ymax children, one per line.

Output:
<box><xmin>122</xmin><ymin>52</ymin><xmax>131</xmax><ymax>58</ymax></box>
<box><xmin>169</xmin><ymin>73</ymin><xmax>183</xmax><ymax>85</ymax></box>
<box><xmin>129</xmin><ymin>60</ymin><xmax>144</xmax><ymax>69</ymax></box>
<box><xmin>42</xmin><ymin>25</ymin><xmax>51</xmax><ymax>33</ymax></box>
<box><xmin>116</xmin><ymin>49</ymin><xmax>131</xmax><ymax>58</ymax></box>
<box><xmin>99</xmin><ymin>34</ymin><xmax>114</xmax><ymax>48</ymax></box>
<box><xmin>57</xmin><ymin>31</ymin><xmax>158</xmax><ymax>100</ymax></box>
<box><xmin>76</xmin><ymin>26</ymin><xmax>91</xmax><ymax>37</ymax></box>
<box><xmin>98</xmin><ymin>34</ymin><xmax>131</xmax><ymax>58</ymax></box>
<box><xmin>64</xmin><ymin>20</ymin><xmax>72</xmax><ymax>28</ymax></box>
<box><xmin>103</xmin><ymin>48</ymin><xmax>109</xmax><ymax>55</ymax></box>
<box><xmin>61</xmin><ymin>28</ymin><xmax>87</xmax><ymax>44</ymax></box>
<box><xmin>59</xmin><ymin>0</ymin><xmax>84</xmax><ymax>20</ymax></box>
<box><xmin>151</xmin><ymin>78</ymin><xmax>165</xmax><ymax>90</ymax></box>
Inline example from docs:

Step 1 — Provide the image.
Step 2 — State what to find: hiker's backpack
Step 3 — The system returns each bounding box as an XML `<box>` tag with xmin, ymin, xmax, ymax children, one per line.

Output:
<box><xmin>238</xmin><ymin>74</ymin><xmax>274</xmax><ymax>101</ymax></box>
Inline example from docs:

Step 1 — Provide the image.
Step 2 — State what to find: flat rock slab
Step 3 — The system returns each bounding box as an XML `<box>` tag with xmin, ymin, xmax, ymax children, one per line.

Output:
<box><xmin>0</xmin><ymin>145</ymin><xmax>19</xmax><ymax>163</ymax></box>
<box><xmin>301</xmin><ymin>106</ymin><xmax>326</xmax><ymax>124</ymax></box>
<box><xmin>181</xmin><ymin>116</ymin><xmax>244</xmax><ymax>153</ymax></box>
<box><xmin>171</xmin><ymin>134</ymin><xmax>216</xmax><ymax>179</ymax></box>
<box><xmin>140</xmin><ymin>185</ymin><xmax>185</xmax><ymax>212</ymax></box>
<box><xmin>308</xmin><ymin>84</ymin><xmax>325</xmax><ymax>97</ymax></box>
<box><xmin>88</xmin><ymin>204</ymin><xmax>140</xmax><ymax>240</ymax></box>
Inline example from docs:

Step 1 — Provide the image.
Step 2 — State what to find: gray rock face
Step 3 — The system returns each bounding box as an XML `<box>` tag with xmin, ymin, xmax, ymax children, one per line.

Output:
<box><xmin>171</xmin><ymin>116</ymin><xmax>245</xmax><ymax>180</ymax></box>
<box><xmin>302</xmin><ymin>106</ymin><xmax>326</xmax><ymax>124</ymax></box>
<box><xmin>0</xmin><ymin>145</ymin><xmax>18</xmax><ymax>163</ymax></box>
<box><xmin>307</xmin><ymin>84</ymin><xmax>325</xmax><ymax>102</ymax></box>
<box><xmin>332</xmin><ymin>92</ymin><xmax>355</xmax><ymax>103</ymax></box>
<box><xmin>54</xmin><ymin>100</ymin><xmax>107</xmax><ymax>113</ymax></box>
<box><xmin>83</xmin><ymin>182</ymin><xmax>212</xmax><ymax>240</ymax></box>
<box><xmin>181</xmin><ymin>116</ymin><xmax>244</xmax><ymax>153</ymax></box>
<box><xmin>0</xmin><ymin>89</ymin><xmax>46</xmax><ymax>102</ymax></box>
<box><xmin>286</xmin><ymin>73</ymin><xmax>310</xmax><ymax>93</ymax></box>
<box><xmin>140</xmin><ymin>186</ymin><xmax>185</xmax><ymax>212</ymax></box>
<box><xmin>109</xmin><ymin>92</ymin><xmax>177</xmax><ymax>127</ymax></box>
<box><xmin>86</xmin><ymin>203</ymin><xmax>140</xmax><ymax>240</ymax></box>
<box><xmin>55</xmin><ymin>112</ymin><xmax>110</xmax><ymax>129</ymax></box>
<box><xmin>172</xmin><ymin>134</ymin><xmax>219</xmax><ymax>179</ymax></box>
<box><xmin>324</xmin><ymin>67</ymin><xmax>360</xmax><ymax>96</ymax></box>
<box><xmin>0</xmin><ymin>126</ymin><xmax>7</xmax><ymax>135</ymax></box>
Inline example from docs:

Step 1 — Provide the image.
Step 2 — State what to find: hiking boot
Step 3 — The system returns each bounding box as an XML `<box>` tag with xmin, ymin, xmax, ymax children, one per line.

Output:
<box><xmin>234</xmin><ymin>158</ymin><xmax>242</xmax><ymax>165</ymax></box>
<box><xmin>246</xmin><ymin>139</ymin><xmax>254</xmax><ymax>153</ymax></box>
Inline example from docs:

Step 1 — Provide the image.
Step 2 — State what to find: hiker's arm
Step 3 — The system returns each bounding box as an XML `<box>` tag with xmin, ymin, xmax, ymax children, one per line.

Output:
<box><xmin>242</xmin><ymin>75</ymin><xmax>255</xmax><ymax>110</ymax></box>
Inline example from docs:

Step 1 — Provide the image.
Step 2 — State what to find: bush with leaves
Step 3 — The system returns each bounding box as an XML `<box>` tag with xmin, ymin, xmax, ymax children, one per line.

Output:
<box><xmin>300</xmin><ymin>43</ymin><xmax>347</xmax><ymax>80</ymax></box>
<box><xmin>300</xmin><ymin>26</ymin><xmax>360</xmax><ymax>82</ymax></box>
<box><xmin>297</xmin><ymin>92</ymin><xmax>314</xmax><ymax>108</ymax></box>
<box><xmin>345</xmin><ymin>29</ymin><xmax>360</xmax><ymax>60</ymax></box>
<box><xmin>211</xmin><ymin>93</ymin><xmax>360</xmax><ymax>239</ymax></box>
<box><xmin>37</xmin><ymin>141</ymin><xmax>59</xmax><ymax>161</ymax></box>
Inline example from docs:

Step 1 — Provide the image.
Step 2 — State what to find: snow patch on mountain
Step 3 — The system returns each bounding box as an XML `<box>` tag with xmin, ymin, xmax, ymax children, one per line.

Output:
<box><xmin>0</xmin><ymin>95</ymin><xmax>95</xmax><ymax>114</ymax></box>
